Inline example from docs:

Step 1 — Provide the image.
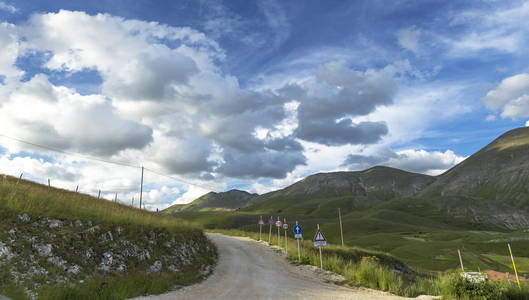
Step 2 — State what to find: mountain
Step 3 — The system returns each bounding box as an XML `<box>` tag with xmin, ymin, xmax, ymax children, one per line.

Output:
<box><xmin>247</xmin><ymin>166</ymin><xmax>436</xmax><ymax>211</ymax></box>
<box><xmin>166</xmin><ymin>127</ymin><xmax>529</xmax><ymax>230</ymax></box>
<box><xmin>418</xmin><ymin>127</ymin><xmax>529</xmax><ymax>229</ymax></box>
<box><xmin>164</xmin><ymin>189</ymin><xmax>257</xmax><ymax>213</ymax></box>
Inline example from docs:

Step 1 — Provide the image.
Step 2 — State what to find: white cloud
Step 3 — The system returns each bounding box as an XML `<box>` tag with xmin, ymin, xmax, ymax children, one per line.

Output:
<box><xmin>486</xmin><ymin>115</ymin><xmax>497</xmax><ymax>122</ymax></box>
<box><xmin>343</xmin><ymin>148</ymin><xmax>466</xmax><ymax>176</ymax></box>
<box><xmin>444</xmin><ymin>2</ymin><xmax>529</xmax><ymax>56</ymax></box>
<box><xmin>0</xmin><ymin>2</ymin><xmax>16</xmax><ymax>13</ymax></box>
<box><xmin>397</xmin><ymin>28</ymin><xmax>421</xmax><ymax>55</ymax></box>
<box><xmin>482</xmin><ymin>73</ymin><xmax>529</xmax><ymax>119</ymax></box>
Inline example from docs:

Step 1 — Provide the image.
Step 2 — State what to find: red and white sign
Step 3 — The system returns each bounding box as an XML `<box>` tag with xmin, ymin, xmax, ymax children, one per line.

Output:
<box><xmin>275</xmin><ymin>220</ymin><xmax>283</xmax><ymax>227</ymax></box>
<box><xmin>313</xmin><ymin>229</ymin><xmax>327</xmax><ymax>247</ymax></box>
<box><xmin>282</xmin><ymin>223</ymin><xmax>289</xmax><ymax>230</ymax></box>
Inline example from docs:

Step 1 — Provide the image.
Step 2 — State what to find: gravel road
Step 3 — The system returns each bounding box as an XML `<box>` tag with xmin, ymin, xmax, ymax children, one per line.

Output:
<box><xmin>136</xmin><ymin>233</ymin><xmax>434</xmax><ymax>300</ymax></box>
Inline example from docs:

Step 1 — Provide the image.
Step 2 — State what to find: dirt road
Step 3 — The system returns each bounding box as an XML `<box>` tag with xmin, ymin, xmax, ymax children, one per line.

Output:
<box><xmin>137</xmin><ymin>233</ymin><xmax>429</xmax><ymax>300</ymax></box>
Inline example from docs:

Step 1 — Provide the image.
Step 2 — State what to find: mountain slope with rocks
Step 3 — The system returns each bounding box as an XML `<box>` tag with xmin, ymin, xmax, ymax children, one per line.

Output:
<box><xmin>0</xmin><ymin>176</ymin><xmax>217</xmax><ymax>299</ymax></box>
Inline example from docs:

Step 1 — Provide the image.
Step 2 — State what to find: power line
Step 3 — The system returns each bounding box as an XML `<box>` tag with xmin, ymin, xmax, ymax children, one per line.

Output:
<box><xmin>0</xmin><ymin>133</ymin><xmax>217</xmax><ymax>192</ymax></box>
<box><xmin>0</xmin><ymin>133</ymin><xmax>140</xmax><ymax>169</ymax></box>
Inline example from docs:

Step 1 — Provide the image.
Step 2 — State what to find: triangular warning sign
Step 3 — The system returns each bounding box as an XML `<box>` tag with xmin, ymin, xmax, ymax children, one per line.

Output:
<box><xmin>313</xmin><ymin>229</ymin><xmax>327</xmax><ymax>242</ymax></box>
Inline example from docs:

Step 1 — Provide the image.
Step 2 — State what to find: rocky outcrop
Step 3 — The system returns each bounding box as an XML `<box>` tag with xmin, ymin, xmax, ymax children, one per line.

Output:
<box><xmin>0</xmin><ymin>213</ymin><xmax>216</xmax><ymax>299</ymax></box>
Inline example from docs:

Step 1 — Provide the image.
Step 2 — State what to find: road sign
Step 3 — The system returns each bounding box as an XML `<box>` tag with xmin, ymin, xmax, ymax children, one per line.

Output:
<box><xmin>258</xmin><ymin>218</ymin><xmax>264</xmax><ymax>225</ymax></box>
<box><xmin>268</xmin><ymin>217</ymin><xmax>274</xmax><ymax>225</ymax></box>
<box><xmin>295</xmin><ymin>233</ymin><xmax>302</xmax><ymax>239</ymax></box>
<box><xmin>313</xmin><ymin>229</ymin><xmax>327</xmax><ymax>247</ymax></box>
<box><xmin>282</xmin><ymin>223</ymin><xmax>289</xmax><ymax>230</ymax></box>
<box><xmin>293</xmin><ymin>225</ymin><xmax>302</xmax><ymax>234</ymax></box>
<box><xmin>275</xmin><ymin>220</ymin><xmax>283</xmax><ymax>227</ymax></box>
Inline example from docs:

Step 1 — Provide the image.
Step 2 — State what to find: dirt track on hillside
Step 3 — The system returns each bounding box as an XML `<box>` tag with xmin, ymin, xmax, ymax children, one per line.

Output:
<box><xmin>136</xmin><ymin>233</ymin><xmax>436</xmax><ymax>300</ymax></box>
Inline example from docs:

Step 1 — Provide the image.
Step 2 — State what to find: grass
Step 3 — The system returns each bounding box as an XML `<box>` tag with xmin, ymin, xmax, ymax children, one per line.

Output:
<box><xmin>208</xmin><ymin>228</ymin><xmax>529</xmax><ymax>299</ymax></box>
<box><xmin>0</xmin><ymin>174</ymin><xmax>217</xmax><ymax>300</ymax></box>
<box><xmin>0</xmin><ymin>174</ymin><xmax>195</xmax><ymax>232</ymax></box>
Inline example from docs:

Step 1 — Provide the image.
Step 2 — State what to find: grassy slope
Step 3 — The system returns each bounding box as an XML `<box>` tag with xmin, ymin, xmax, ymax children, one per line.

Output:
<box><xmin>0</xmin><ymin>175</ymin><xmax>217</xmax><ymax>300</ymax></box>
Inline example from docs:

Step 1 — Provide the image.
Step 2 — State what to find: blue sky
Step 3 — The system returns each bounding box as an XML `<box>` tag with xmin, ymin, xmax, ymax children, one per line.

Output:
<box><xmin>1</xmin><ymin>0</ymin><xmax>529</xmax><ymax>209</ymax></box>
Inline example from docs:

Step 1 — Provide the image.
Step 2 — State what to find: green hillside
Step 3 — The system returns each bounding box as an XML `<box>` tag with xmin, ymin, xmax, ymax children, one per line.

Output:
<box><xmin>164</xmin><ymin>189</ymin><xmax>257</xmax><ymax>213</ymax></box>
<box><xmin>0</xmin><ymin>175</ymin><xmax>217</xmax><ymax>300</ymax></box>
<box><xmin>165</xmin><ymin>127</ymin><xmax>529</xmax><ymax>275</ymax></box>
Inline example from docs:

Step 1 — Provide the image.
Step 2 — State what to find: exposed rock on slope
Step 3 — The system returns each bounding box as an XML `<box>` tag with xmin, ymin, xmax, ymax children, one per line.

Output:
<box><xmin>0</xmin><ymin>212</ymin><xmax>216</xmax><ymax>298</ymax></box>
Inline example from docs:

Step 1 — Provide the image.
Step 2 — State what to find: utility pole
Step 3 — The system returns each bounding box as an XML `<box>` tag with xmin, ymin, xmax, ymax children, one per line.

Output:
<box><xmin>139</xmin><ymin>166</ymin><xmax>144</xmax><ymax>210</ymax></box>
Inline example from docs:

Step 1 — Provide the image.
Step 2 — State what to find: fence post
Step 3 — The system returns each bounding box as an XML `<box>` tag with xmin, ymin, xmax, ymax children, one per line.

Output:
<box><xmin>48</xmin><ymin>179</ymin><xmax>51</xmax><ymax>193</ymax></box>
<box><xmin>98</xmin><ymin>190</ymin><xmax>101</xmax><ymax>199</ymax></box>
<box><xmin>75</xmin><ymin>185</ymin><xmax>79</xmax><ymax>193</ymax></box>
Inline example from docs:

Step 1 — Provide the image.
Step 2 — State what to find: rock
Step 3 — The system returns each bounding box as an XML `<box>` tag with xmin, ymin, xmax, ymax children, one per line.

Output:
<box><xmin>116</xmin><ymin>226</ymin><xmax>123</xmax><ymax>235</ymax></box>
<box><xmin>34</xmin><ymin>244</ymin><xmax>53</xmax><ymax>257</ymax></box>
<box><xmin>117</xmin><ymin>264</ymin><xmax>126</xmax><ymax>272</ymax></box>
<box><xmin>138</xmin><ymin>249</ymin><xmax>151</xmax><ymax>261</ymax></box>
<box><xmin>74</xmin><ymin>220</ymin><xmax>83</xmax><ymax>227</ymax></box>
<box><xmin>101</xmin><ymin>252</ymin><xmax>113</xmax><ymax>265</ymax></box>
<box><xmin>0</xmin><ymin>242</ymin><xmax>12</xmax><ymax>259</ymax></box>
<box><xmin>149</xmin><ymin>260</ymin><xmax>162</xmax><ymax>273</ymax></box>
<box><xmin>85</xmin><ymin>247</ymin><xmax>95</xmax><ymax>259</ymax></box>
<box><xmin>8</xmin><ymin>229</ymin><xmax>16</xmax><ymax>236</ymax></box>
<box><xmin>87</xmin><ymin>225</ymin><xmax>100</xmax><ymax>233</ymax></box>
<box><xmin>167</xmin><ymin>264</ymin><xmax>179</xmax><ymax>272</ymax></box>
<box><xmin>28</xmin><ymin>265</ymin><xmax>48</xmax><ymax>276</ymax></box>
<box><xmin>47</xmin><ymin>256</ymin><xmax>67</xmax><ymax>270</ymax></box>
<box><xmin>18</xmin><ymin>213</ymin><xmax>30</xmax><ymax>222</ymax></box>
<box><xmin>67</xmin><ymin>264</ymin><xmax>81</xmax><ymax>275</ymax></box>
<box><xmin>48</xmin><ymin>219</ymin><xmax>63</xmax><ymax>228</ymax></box>
<box><xmin>31</xmin><ymin>222</ymin><xmax>39</xmax><ymax>227</ymax></box>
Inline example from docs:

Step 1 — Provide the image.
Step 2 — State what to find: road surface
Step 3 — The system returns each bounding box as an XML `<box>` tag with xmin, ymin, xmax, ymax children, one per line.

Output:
<box><xmin>137</xmin><ymin>233</ymin><xmax>431</xmax><ymax>300</ymax></box>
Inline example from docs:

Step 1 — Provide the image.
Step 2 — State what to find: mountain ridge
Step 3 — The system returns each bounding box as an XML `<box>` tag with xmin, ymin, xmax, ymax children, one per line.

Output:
<box><xmin>164</xmin><ymin>127</ymin><xmax>529</xmax><ymax>229</ymax></box>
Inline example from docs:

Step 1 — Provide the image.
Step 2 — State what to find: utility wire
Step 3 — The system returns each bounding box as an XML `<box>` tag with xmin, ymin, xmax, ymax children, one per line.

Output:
<box><xmin>0</xmin><ymin>133</ymin><xmax>140</xmax><ymax>169</ymax></box>
<box><xmin>0</xmin><ymin>133</ymin><xmax>217</xmax><ymax>192</ymax></box>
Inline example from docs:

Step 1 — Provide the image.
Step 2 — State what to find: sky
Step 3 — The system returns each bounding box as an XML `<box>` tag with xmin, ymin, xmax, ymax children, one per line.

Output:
<box><xmin>1</xmin><ymin>0</ymin><xmax>529</xmax><ymax>210</ymax></box>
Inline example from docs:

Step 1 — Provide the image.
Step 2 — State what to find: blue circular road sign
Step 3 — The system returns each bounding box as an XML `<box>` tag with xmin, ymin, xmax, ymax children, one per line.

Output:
<box><xmin>293</xmin><ymin>225</ymin><xmax>302</xmax><ymax>234</ymax></box>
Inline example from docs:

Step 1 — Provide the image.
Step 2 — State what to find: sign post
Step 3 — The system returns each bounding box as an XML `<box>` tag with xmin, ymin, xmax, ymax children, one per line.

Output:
<box><xmin>293</xmin><ymin>221</ymin><xmax>302</xmax><ymax>262</ymax></box>
<box><xmin>313</xmin><ymin>224</ymin><xmax>327</xmax><ymax>270</ymax></box>
<box><xmin>283</xmin><ymin>218</ymin><xmax>289</xmax><ymax>254</ymax></box>
<box><xmin>258</xmin><ymin>216</ymin><xmax>264</xmax><ymax>241</ymax></box>
<box><xmin>508</xmin><ymin>243</ymin><xmax>521</xmax><ymax>288</ymax></box>
<box><xmin>268</xmin><ymin>216</ymin><xmax>274</xmax><ymax>244</ymax></box>
<box><xmin>338</xmin><ymin>208</ymin><xmax>344</xmax><ymax>247</ymax></box>
<box><xmin>275</xmin><ymin>217</ymin><xmax>282</xmax><ymax>249</ymax></box>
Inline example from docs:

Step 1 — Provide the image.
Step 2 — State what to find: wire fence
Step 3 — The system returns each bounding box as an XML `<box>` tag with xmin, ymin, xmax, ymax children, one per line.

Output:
<box><xmin>0</xmin><ymin>133</ymin><xmax>217</xmax><ymax>211</ymax></box>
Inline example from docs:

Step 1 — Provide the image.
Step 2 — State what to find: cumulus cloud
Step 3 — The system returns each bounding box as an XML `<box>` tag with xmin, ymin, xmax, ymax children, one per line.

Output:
<box><xmin>0</xmin><ymin>74</ymin><xmax>153</xmax><ymax>156</ymax></box>
<box><xmin>482</xmin><ymin>73</ymin><xmax>529</xmax><ymax>118</ymax></box>
<box><xmin>342</xmin><ymin>148</ymin><xmax>465</xmax><ymax>176</ymax></box>
<box><xmin>278</xmin><ymin>61</ymin><xmax>396</xmax><ymax>146</ymax></box>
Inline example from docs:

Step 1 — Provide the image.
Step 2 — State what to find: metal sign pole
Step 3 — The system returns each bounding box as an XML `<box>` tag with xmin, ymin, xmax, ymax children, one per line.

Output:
<box><xmin>296</xmin><ymin>221</ymin><xmax>301</xmax><ymax>262</ymax></box>
<box><xmin>318</xmin><ymin>224</ymin><xmax>323</xmax><ymax>270</ymax></box>
<box><xmin>508</xmin><ymin>243</ymin><xmax>521</xmax><ymax>288</ymax></box>
<box><xmin>277</xmin><ymin>216</ymin><xmax>281</xmax><ymax>249</ymax></box>
<box><xmin>284</xmin><ymin>218</ymin><xmax>287</xmax><ymax>254</ymax></box>
<box><xmin>259</xmin><ymin>216</ymin><xmax>262</xmax><ymax>241</ymax></box>
<box><xmin>268</xmin><ymin>216</ymin><xmax>272</xmax><ymax>244</ymax></box>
